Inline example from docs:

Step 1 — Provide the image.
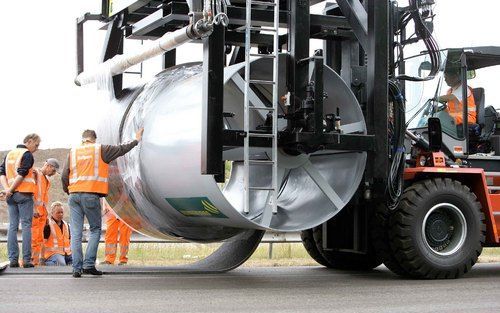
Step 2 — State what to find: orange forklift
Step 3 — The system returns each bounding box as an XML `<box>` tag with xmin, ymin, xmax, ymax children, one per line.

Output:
<box><xmin>381</xmin><ymin>46</ymin><xmax>500</xmax><ymax>278</ymax></box>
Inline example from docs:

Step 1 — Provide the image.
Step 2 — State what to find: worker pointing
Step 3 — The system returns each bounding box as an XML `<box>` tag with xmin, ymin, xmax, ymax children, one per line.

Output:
<box><xmin>31</xmin><ymin>158</ymin><xmax>60</xmax><ymax>266</ymax></box>
<box><xmin>62</xmin><ymin>128</ymin><xmax>144</xmax><ymax>278</ymax></box>
<box><xmin>0</xmin><ymin>134</ymin><xmax>41</xmax><ymax>268</ymax></box>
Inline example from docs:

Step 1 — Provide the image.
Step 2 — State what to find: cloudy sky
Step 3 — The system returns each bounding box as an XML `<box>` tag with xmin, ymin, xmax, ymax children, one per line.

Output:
<box><xmin>1</xmin><ymin>0</ymin><xmax>500</xmax><ymax>150</ymax></box>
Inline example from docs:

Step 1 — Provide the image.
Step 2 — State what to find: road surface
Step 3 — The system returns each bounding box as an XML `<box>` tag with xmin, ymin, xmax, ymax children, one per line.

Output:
<box><xmin>1</xmin><ymin>263</ymin><xmax>499</xmax><ymax>313</ymax></box>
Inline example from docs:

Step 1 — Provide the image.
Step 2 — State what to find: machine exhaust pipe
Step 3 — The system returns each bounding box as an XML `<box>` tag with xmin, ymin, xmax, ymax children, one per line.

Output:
<box><xmin>74</xmin><ymin>21</ymin><xmax>213</xmax><ymax>86</ymax></box>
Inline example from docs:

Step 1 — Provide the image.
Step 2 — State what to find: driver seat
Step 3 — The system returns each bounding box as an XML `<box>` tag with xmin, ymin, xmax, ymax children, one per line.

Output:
<box><xmin>471</xmin><ymin>88</ymin><xmax>497</xmax><ymax>153</ymax></box>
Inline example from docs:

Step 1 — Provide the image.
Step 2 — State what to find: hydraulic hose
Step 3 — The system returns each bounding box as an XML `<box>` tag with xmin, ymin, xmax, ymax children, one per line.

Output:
<box><xmin>74</xmin><ymin>22</ymin><xmax>213</xmax><ymax>86</ymax></box>
<box><xmin>387</xmin><ymin>81</ymin><xmax>406</xmax><ymax>209</ymax></box>
<box><xmin>396</xmin><ymin>0</ymin><xmax>441</xmax><ymax>82</ymax></box>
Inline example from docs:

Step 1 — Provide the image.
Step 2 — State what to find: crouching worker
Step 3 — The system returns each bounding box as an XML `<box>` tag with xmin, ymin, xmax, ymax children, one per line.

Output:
<box><xmin>43</xmin><ymin>202</ymin><xmax>72</xmax><ymax>266</ymax></box>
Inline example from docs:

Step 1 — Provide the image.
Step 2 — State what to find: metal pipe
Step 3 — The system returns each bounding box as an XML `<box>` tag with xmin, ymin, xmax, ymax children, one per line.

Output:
<box><xmin>187</xmin><ymin>0</ymin><xmax>204</xmax><ymax>12</ymax></box>
<box><xmin>406</xmin><ymin>129</ymin><xmax>430</xmax><ymax>151</ymax></box>
<box><xmin>74</xmin><ymin>22</ymin><xmax>213</xmax><ymax>86</ymax></box>
<box><xmin>405</xmin><ymin>129</ymin><xmax>420</xmax><ymax>142</ymax></box>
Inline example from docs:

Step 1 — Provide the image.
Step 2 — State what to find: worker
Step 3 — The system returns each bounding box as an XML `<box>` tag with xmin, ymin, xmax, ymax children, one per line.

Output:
<box><xmin>101</xmin><ymin>199</ymin><xmax>132</xmax><ymax>266</ymax></box>
<box><xmin>0</xmin><ymin>134</ymin><xmax>41</xmax><ymax>268</ymax></box>
<box><xmin>62</xmin><ymin>128</ymin><xmax>144</xmax><ymax>278</ymax></box>
<box><xmin>43</xmin><ymin>201</ymin><xmax>72</xmax><ymax>266</ymax></box>
<box><xmin>31</xmin><ymin>158</ymin><xmax>60</xmax><ymax>266</ymax></box>
<box><xmin>437</xmin><ymin>68</ymin><xmax>476</xmax><ymax>125</ymax></box>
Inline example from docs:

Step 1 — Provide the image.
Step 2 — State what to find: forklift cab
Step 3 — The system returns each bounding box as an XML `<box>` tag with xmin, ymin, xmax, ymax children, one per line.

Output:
<box><xmin>407</xmin><ymin>46</ymin><xmax>500</xmax><ymax>161</ymax></box>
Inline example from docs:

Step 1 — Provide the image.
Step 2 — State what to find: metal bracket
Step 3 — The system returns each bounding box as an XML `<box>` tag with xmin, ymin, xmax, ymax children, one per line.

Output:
<box><xmin>201</xmin><ymin>24</ymin><xmax>225</xmax><ymax>175</ymax></box>
<box><xmin>336</xmin><ymin>0</ymin><xmax>368</xmax><ymax>50</ymax></box>
<box><xmin>76</xmin><ymin>13</ymin><xmax>106</xmax><ymax>76</ymax></box>
<box><xmin>101</xmin><ymin>14</ymin><xmax>126</xmax><ymax>97</ymax></box>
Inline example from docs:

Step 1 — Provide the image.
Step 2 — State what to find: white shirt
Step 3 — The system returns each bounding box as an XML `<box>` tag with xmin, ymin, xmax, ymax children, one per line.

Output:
<box><xmin>450</xmin><ymin>85</ymin><xmax>471</xmax><ymax>103</ymax></box>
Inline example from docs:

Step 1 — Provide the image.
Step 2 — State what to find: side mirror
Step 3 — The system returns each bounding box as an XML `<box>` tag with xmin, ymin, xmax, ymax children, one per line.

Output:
<box><xmin>467</xmin><ymin>70</ymin><xmax>476</xmax><ymax>80</ymax></box>
<box><xmin>428</xmin><ymin>117</ymin><xmax>442</xmax><ymax>152</ymax></box>
<box><xmin>418</xmin><ymin>61</ymin><xmax>432</xmax><ymax>77</ymax></box>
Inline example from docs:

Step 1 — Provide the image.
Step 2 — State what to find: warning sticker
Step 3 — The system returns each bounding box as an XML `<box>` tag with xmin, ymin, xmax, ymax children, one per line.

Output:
<box><xmin>165</xmin><ymin>197</ymin><xmax>228</xmax><ymax>218</ymax></box>
<box><xmin>108</xmin><ymin>0</ymin><xmax>113</xmax><ymax>16</ymax></box>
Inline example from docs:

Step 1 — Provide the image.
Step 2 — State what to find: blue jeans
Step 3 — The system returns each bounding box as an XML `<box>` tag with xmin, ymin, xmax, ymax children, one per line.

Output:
<box><xmin>7</xmin><ymin>192</ymin><xmax>34</xmax><ymax>263</ymax></box>
<box><xmin>69</xmin><ymin>193</ymin><xmax>102</xmax><ymax>271</ymax></box>
<box><xmin>45</xmin><ymin>254</ymin><xmax>72</xmax><ymax>266</ymax></box>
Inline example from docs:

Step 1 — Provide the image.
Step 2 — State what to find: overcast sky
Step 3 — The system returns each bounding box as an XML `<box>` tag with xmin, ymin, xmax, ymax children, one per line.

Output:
<box><xmin>1</xmin><ymin>0</ymin><xmax>500</xmax><ymax>150</ymax></box>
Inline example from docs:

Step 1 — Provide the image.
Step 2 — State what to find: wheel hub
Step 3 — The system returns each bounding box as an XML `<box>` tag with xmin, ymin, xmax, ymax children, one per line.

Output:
<box><xmin>422</xmin><ymin>203</ymin><xmax>467</xmax><ymax>256</ymax></box>
<box><xmin>425</xmin><ymin>212</ymin><xmax>453</xmax><ymax>249</ymax></box>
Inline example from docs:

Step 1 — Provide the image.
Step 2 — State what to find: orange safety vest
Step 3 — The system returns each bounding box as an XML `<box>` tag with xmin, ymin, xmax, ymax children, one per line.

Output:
<box><xmin>5</xmin><ymin>148</ymin><xmax>36</xmax><ymax>193</ymax></box>
<box><xmin>44</xmin><ymin>219</ymin><xmax>71</xmax><ymax>259</ymax></box>
<box><xmin>446</xmin><ymin>87</ymin><xmax>477</xmax><ymax>125</ymax></box>
<box><xmin>68</xmin><ymin>143</ymin><xmax>109</xmax><ymax>194</ymax></box>
<box><xmin>34</xmin><ymin>168</ymin><xmax>50</xmax><ymax>216</ymax></box>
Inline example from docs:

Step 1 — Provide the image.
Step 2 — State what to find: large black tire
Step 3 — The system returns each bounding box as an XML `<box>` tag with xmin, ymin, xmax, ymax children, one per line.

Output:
<box><xmin>312</xmin><ymin>226</ymin><xmax>381</xmax><ymax>271</ymax></box>
<box><xmin>370</xmin><ymin>205</ymin><xmax>409</xmax><ymax>277</ymax></box>
<box><xmin>388</xmin><ymin>178</ymin><xmax>486</xmax><ymax>279</ymax></box>
<box><xmin>300</xmin><ymin>229</ymin><xmax>332</xmax><ymax>267</ymax></box>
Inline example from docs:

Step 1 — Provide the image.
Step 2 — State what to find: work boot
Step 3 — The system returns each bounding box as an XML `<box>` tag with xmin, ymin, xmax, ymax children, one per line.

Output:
<box><xmin>22</xmin><ymin>262</ymin><xmax>35</xmax><ymax>268</ymax></box>
<box><xmin>83</xmin><ymin>267</ymin><xmax>103</xmax><ymax>275</ymax></box>
<box><xmin>9</xmin><ymin>260</ymin><xmax>19</xmax><ymax>268</ymax></box>
<box><xmin>72</xmin><ymin>270</ymin><xmax>82</xmax><ymax>278</ymax></box>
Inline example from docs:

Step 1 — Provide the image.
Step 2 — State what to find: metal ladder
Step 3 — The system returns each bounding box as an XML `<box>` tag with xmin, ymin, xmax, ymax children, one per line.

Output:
<box><xmin>243</xmin><ymin>0</ymin><xmax>280</xmax><ymax>215</ymax></box>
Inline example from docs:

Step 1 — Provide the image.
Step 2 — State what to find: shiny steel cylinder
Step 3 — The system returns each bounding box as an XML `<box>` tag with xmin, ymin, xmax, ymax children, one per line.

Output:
<box><xmin>100</xmin><ymin>58</ymin><xmax>366</xmax><ymax>242</ymax></box>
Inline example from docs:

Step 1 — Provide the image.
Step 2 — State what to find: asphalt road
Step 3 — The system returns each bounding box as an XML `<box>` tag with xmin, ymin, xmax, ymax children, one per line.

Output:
<box><xmin>1</xmin><ymin>264</ymin><xmax>500</xmax><ymax>313</ymax></box>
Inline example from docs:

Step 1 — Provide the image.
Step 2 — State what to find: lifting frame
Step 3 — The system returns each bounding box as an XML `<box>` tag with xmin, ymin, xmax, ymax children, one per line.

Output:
<box><xmin>76</xmin><ymin>0</ymin><xmax>402</xmax><ymax>254</ymax></box>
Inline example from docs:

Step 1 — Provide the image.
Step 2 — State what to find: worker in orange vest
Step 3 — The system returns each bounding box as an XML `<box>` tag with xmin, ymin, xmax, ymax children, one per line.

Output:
<box><xmin>43</xmin><ymin>201</ymin><xmax>72</xmax><ymax>266</ymax></box>
<box><xmin>437</xmin><ymin>69</ymin><xmax>477</xmax><ymax>125</ymax></box>
<box><xmin>31</xmin><ymin>158</ymin><xmax>60</xmax><ymax>266</ymax></box>
<box><xmin>61</xmin><ymin>128</ymin><xmax>143</xmax><ymax>278</ymax></box>
<box><xmin>101</xmin><ymin>200</ymin><xmax>132</xmax><ymax>265</ymax></box>
<box><xmin>0</xmin><ymin>134</ymin><xmax>41</xmax><ymax>268</ymax></box>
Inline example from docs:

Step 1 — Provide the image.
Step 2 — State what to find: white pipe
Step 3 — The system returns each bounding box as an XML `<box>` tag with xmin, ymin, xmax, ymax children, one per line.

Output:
<box><xmin>75</xmin><ymin>23</ymin><xmax>209</xmax><ymax>86</ymax></box>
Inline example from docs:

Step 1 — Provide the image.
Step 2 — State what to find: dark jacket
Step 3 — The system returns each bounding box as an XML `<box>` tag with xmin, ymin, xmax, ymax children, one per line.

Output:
<box><xmin>61</xmin><ymin>140</ymin><xmax>138</xmax><ymax>195</ymax></box>
<box><xmin>0</xmin><ymin>144</ymin><xmax>34</xmax><ymax>177</ymax></box>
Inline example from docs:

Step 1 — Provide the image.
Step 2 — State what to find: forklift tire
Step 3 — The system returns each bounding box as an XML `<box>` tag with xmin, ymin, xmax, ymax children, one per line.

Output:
<box><xmin>312</xmin><ymin>226</ymin><xmax>381</xmax><ymax>271</ymax></box>
<box><xmin>370</xmin><ymin>205</ymin><xmax>409</xmax><ymax>277</ymax></box>
<box><xmin>389</xmin><ymin>178</ymin><xmax>486</xmax><ymax>279</ymax></box>
<box><xmin>300</xmin><ymin>229</ymin><xmax>332</xmax><ymax>267</ymax></box>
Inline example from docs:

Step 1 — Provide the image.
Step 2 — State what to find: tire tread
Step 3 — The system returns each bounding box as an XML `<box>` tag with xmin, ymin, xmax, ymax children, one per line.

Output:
<box><xmin>389</xmin><ymin>178</ymin><xmax>485</xmax><ymax>279</ymax></box>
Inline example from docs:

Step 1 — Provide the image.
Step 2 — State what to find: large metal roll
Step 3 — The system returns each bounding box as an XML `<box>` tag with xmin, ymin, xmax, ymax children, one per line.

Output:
<box><xmin>99</xmin><ymin>57</ymin><xmax>366</xmax><ymax>242</ymax></box>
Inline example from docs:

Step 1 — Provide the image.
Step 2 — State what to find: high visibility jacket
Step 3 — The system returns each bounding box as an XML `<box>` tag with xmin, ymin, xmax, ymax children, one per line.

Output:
<box><xmin>446</xmin><ymin>87</ymin><xmax>477</xmax><ymax>125</ymax></box>
<box><xmin>5</xmin><ymin>148</ymin><xmax>36</xmax><ymax>193</ymax></box>
<box><xmin>68</xmin><ymin>143</ymin><xmax>109</xmax><ymax>195</ymax></box>
<box><xmin>44</xmin><ymin>219</ymin><xmax>71</xmax><ymax>259</ymax></box>
<box><xmin>34</xmin><ymin>168</ymin><xmax>50</xmax><ymax>216</ymax></box>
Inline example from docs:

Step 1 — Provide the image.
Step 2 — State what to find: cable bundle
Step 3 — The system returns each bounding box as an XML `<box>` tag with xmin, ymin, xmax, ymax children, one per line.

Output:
<box><xmin>397</xmin><ymin>0</ymin><xmax>441</xmax><ymax>81</ymax></box>
<box><xmin>204</xmin><ymin>0</ymin><xmax>230</xmax><ymax>26</ymax></box>
<box><xmin>387</xmin><ymin>81</ymin><xmax>406</xmax><ymax>209</ymax></box>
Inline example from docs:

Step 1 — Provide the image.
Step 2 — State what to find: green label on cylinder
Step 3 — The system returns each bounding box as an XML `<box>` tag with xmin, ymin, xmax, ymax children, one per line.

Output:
<box><xmin>165</xmin><ymin>197</ymin><xmax>228</xmax><ymax>218</ymax></box>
